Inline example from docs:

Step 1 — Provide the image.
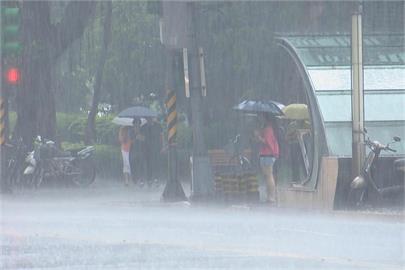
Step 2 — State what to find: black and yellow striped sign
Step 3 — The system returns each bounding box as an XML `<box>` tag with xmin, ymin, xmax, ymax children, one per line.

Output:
<box><xmin>0</xmin><ymin>98</ymin><xmax>5</xmax><ymax>146</ymax></box>
<box><xmin>166</xmin><ymin>91</ymin><xmax>177</xmax><ymax>144</ymax></box>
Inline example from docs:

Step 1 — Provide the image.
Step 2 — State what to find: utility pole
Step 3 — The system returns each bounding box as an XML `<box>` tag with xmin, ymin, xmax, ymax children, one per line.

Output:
<box><xmin>351</xmin><ymin>1</ymin><xmax>365</xmax><ymax>178</ymax></box>
<box><xmin>187</xmin><ymin>2</ymin><xmax>213</xmax><ymax>201</ymax></box>
<box><xmin>158</xmin><ymin>1</ymin><xmax>213</xmax><ymax>201</ymax></box>
<box><xmin>162</xmin><ymin>48</ymin><xmax>186</xmax><ymax>202</ymax></box>
<box><xmin>158</xmin><ymin>1</ymin><xmax>188</xmax><ymax>202</ymax></box>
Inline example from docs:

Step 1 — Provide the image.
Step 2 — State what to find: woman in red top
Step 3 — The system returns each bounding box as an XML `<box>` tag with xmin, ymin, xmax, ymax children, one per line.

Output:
<box><xmin>254</xmin><ymin>113</ymin><xmax>279</xmax><ymax>204</ymax></box>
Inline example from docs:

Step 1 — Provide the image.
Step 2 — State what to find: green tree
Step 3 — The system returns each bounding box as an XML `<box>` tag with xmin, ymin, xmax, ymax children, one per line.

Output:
<box><xmin>15</xmin><ymin>1</ymin><xmax>95</xmax><ymax>146</ymax></box>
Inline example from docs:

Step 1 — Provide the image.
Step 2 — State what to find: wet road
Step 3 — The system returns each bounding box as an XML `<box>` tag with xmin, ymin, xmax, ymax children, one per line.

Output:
<box><xmin>1</xmin><ymin>180</ymin><xmax>404</xmax><ymax>269</ymax></box>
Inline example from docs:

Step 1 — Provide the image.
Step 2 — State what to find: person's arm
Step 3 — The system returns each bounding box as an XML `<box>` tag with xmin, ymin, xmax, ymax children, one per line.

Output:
<box><xmin>254</xmin><ymin>130</ymin><xmax>266</xmax><ymax>144</ymax></box>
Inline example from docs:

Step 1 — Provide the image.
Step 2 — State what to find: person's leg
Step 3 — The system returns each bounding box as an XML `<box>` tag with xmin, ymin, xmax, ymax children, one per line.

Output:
<box><xmin>129</xmin><ymin>148</ymin><xmax>137</xmax><ymax>184</ymax></box>
<box><xmin>145</xmin><ymin>153</ymin><xmax>152</xmax><ymax>187</ymax></box>
<box><xmin>136</xmin><ymin>151</ymin><xmax>147</xmax><ymax>186</ymax></box>
<box><xmin>262</xmin><ymin>163</ymin><xmax>276</xmax><ymax>203</ymax></box>
<box><xmin>124</xmin><ymin>172</ymin><xmax>130</xmax><ymax>186</ymax></box>
<box><xmin>122</xmin><ymin>151</ymin><xmax>131</xmax><ymax>185</ymax></box>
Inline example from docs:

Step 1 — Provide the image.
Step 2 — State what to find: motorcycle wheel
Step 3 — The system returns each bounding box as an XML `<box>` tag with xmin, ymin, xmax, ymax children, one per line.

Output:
<box><xmin>347</xmin><ymin>187</ymin><xmax>366</xmax><ymax>209</ymax></box>
<box><xmin>6</xmin><ymin>159</ymin><xmax>18</xmax><ymax>188</ymax></box>
<box><xmin>71</xmin><ymin>158</ymin><xmax>96</xmax><ymax>187</ymax></box>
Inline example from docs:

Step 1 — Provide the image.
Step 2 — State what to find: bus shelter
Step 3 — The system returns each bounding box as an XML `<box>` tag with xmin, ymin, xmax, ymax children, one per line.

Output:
<box><xmin>271</xmin><ymin>34</ymin><xmax>405</xmax><ymax>209</ymax></box>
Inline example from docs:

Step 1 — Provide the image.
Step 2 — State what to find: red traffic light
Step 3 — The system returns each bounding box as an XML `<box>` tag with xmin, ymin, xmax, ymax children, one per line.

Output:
<box><xmin>6</xmin><ymin>67</ymin><xmax>21</xmax><ymax>85</ymax></box>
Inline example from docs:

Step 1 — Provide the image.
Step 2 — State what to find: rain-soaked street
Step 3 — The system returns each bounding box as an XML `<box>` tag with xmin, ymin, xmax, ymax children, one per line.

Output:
<box><xmin>1</xmin><ymin>179</ymin><xmax>404</xmax><ymax>270</ymax></box>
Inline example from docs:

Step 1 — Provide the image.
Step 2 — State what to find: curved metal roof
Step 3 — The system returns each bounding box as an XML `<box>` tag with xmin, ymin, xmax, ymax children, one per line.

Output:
<box><xmin>276</xmin><ymin>34</ymin><xmax>405</xmax><ymax>156</ymax></box>
<box><xmin>285</xmin><ymin>34</ymin><xmax>405</xmax><ymax>66</ymax></box>
<box><xmin>277</xmin><ymin>34</ymin><xmax>405</xmax><ymax>122</ymax></box>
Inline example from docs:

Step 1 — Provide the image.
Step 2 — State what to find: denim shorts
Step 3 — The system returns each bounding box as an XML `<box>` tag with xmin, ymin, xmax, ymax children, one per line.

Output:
<box><xmin>260</xmin><ymin>156</ymin><xmax>276</xmax><ymax>167</ymax></box>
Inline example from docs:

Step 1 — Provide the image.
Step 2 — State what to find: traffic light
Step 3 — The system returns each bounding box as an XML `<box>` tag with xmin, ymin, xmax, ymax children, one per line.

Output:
<box><xmin>1</xmin><ymin>4</ymin><xmax>22</xmax><ymax>56</ymax></box>
<box><xmin>1</xmin><ymin>1</ymin><xmax>22</xmax><ymax>86</ymax></box>
<box><xmin>5</xmin><ymin>67</ymin><xmax>20</xmax><ymax>85</ymax></box>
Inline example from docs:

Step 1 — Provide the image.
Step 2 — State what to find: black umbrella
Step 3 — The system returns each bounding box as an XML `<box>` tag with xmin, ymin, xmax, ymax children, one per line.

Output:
<box><xmin>233</xmin><ymin>100</ymin><xmax>285</xmax><ymax>116</ymax></box>
<box><xmin>118</xmin><ymin>106</ymin><xmax>158</xmax><ymax>118</ymax></box>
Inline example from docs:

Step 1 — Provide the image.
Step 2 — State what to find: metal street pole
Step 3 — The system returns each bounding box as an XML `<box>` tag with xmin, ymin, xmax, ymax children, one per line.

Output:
<box><xmin>351</xmin><ymin>2</ymin><xmax>365</xmax><ymax>178</ymax></box>
<box><xmin>162</xmin><ymin>48</ymin><xmax>187</xmax><ymax>202</ymax></box>
<box><xmin>187</xmin><ymin>2</ymin><xmax>213</xmax><ymax>201</ymax></box>
<box><xmin>159</xmin><ymin>1</ymin><xmax>213</xmax><ymax>200</ymax></box>
<box><xmin>0</xmin><ymin>61</ymin><xmax>11</xmax><ymax>194</ymax></box>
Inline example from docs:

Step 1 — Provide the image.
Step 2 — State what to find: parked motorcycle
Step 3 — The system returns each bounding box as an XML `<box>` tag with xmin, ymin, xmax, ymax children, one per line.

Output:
<box><xmin>4</xmin><ymin>137</ymin><xmax>29</xmax><ymax>190</ymax></box>
<box><xmin>24</xmin><ymin>136</ymin><xmax>96</xmax><ymax>188</ymax></box>
<box><xmin>348</xmin><ymin>130</ymin><xmax>403</xmax><ymax>208</ymax></box>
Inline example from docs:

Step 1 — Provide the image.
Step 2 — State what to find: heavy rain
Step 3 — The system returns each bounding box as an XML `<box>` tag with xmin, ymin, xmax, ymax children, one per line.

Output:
<box><xmin>0</xmin><ymin>1</ymin><xmax>404</xmax><ymax>269</ymax></box>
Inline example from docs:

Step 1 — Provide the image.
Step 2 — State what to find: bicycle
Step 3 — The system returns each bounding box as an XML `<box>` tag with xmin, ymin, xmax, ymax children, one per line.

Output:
<box><xmin>225</xmin><ymin>134</ymin><xmax>252</xmax><ymax>171</ymax></box>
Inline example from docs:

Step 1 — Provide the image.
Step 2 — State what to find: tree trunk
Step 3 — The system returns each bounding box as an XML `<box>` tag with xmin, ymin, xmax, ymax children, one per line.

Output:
<box><xmin>85</xmin><ymin>1</ymin><xmax>112</xmax><ymax>145</ymax></box>
<box><xmin>17</xmin><ymin>2</ymin><xmax>54</xmax><ymax>147</ymax></box>
<box><xmin>16</xmin><ymin>1</ymin><xmax>95</xmax><ymax>148</ymax></box>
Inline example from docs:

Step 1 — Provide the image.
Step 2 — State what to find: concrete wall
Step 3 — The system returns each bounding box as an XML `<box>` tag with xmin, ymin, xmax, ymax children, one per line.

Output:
<box><xmin>277</xmin><ymin>156</ymin><xmax>338</xmax><ymax>210</ymax></box>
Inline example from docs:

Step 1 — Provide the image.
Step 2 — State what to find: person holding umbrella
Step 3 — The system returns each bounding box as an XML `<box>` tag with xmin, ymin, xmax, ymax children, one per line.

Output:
<box><xmin>129</xmin><ymin>118</ymin><xmax>147</xmax><ymax>186</ymax></box>
<box><xmin>254</xmin><ymin>112</ymin><xmax>280</xmax><ymax>204</ymax></box>
<box><xmin>113</xmin><ymin>106</ymin><xmax>158</xmax><ymax>186</ymax></box>
<box><xmin>234</xmin><ymin>100</ymin><xmax>283</xmax><ymax>204</ymax></box>
<box><xmin>118</xmin><ymin>126</ymin><xmax>133</xmax><ymax>186</ymax></box>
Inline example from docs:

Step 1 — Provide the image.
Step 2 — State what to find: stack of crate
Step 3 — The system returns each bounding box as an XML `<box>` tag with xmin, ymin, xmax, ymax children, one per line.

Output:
<box><xmin>209</xmin><ymin>149</ymin><xmax>260</xmax><ymax>203</ymax></box>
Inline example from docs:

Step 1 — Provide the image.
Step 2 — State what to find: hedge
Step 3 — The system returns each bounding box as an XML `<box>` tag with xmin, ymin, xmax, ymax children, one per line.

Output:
<box><xmin>9</xmin><ymin>112</ymin><xmax>234</xmax><ymax>150</ymax></box>
<box><xmin>62</xmin><ymin>142</ymin><xmax>122</xmax><ymax>178</ymax></box>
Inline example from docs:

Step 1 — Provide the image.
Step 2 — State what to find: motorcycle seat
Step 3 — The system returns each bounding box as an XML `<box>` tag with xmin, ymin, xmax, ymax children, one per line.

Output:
<box><xmin>394</xmin><ymin>158</ymin><xmax>405</xmax><ymax>173</ymax></box>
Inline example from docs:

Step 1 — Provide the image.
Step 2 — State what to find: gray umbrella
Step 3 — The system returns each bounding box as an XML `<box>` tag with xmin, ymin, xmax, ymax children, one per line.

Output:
<box><xmin>233</xmin><ymin>100</ymin><xmax>285</xmax><ymax>116</ymax></box>
<box><xmin>118</xmin><ymin>106</ymin><xmax>158</xmax><ymax>118</ymax></box>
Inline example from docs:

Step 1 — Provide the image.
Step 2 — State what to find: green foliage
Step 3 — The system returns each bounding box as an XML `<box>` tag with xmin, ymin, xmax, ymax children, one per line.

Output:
<box><xmin>56</xmin><ymin>112</ymin><xmax>85</xmax><ymax>142</ymax></box>
<box><xmin>9</xmin><ymin>111</ymin><xmax>17</xmax><ymax>133</ymax></box>
<box><xmin>56</xmin><ymin>113</ymin><xmax>119</xmax><ymax>145</ymax></box>
<box><xmin>62</xmin><ymin>142</ymin><xmax>121</xmax><ymax>177</ymax></box>
<box><xmin>66</xmin><ymin>117</ymin><xmax>86</xmax><ymax>143</ymax></box>
<box><xmin>94</xmin><ymin>115</ymin><xmax>120</xmax><ymax>145</ymax></box>
<box><xmin>176</xmin><ymin>122</ymin><xmax>192</xmax><ymax>149</ymax></box>
<box><xmin>92</xmin><ymin>144</ymin><xmax>121</xmax><ymax>177</ymax></box>
<box><xmin>61</xmin><ymin>141</ymin><xmax>85</xmax><ymax>150</ymax></box>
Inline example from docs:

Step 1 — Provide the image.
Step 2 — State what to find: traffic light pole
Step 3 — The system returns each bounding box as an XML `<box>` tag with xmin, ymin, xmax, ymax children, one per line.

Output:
<box><xmin>1</xmin><ymin>1</ymin><xmax>21</xmax><ymax>193</ymax></box>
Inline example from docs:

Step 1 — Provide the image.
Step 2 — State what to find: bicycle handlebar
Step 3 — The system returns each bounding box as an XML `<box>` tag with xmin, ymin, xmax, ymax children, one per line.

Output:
<box><xmin>364</xmin><ymin>138</ymin><xmax>399</xmax><ymax>153</ymax></box>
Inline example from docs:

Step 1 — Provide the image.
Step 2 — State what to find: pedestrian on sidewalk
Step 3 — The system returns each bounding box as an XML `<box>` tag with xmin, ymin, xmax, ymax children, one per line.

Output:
<box><xmin>254</xmin><ymin>113</ymin><xmax>280</xmax><ymax>204</ymax></box>
<box><xmin>118</xmin><ymin>126</ymin><xmax>133</xmax><ymax>186</ymax></box>
<box><xmin>129</xmin><ymin>118</ymin><xmax>147</xmax><ymax>186</ymax></box>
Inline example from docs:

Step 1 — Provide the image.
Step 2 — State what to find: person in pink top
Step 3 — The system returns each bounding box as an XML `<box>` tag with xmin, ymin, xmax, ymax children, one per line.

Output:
<box><xmin>254</xmin><ymin>113</ymin><xmax>279</xmax><ymax>204</ymax></box>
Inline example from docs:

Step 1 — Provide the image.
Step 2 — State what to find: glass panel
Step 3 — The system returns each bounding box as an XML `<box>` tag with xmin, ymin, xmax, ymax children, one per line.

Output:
<box><xmin>325</xmin><ymin>122</ymin><xmax>405</xmax><ymax>156</ymax></box>
<box><xmin>316</xmin><ymin>92</ymin><xmax>405</xmax><ymax>122</ymax></box>
<box><xmin>308</xmin><ymin>67</ymin><xmax>405</xmax><ymax>91</ymax></box>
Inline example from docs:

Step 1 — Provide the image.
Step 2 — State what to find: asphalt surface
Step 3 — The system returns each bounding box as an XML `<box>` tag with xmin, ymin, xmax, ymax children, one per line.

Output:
<box><xmin>1</xmin><ymin>179</ymin><xmax>404</xmax><ymax>269</ymax></box>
